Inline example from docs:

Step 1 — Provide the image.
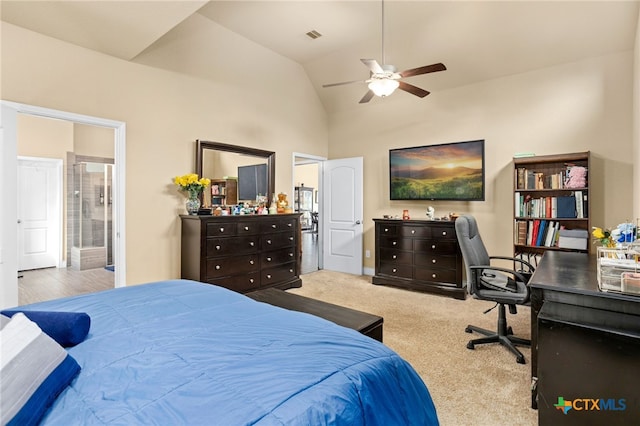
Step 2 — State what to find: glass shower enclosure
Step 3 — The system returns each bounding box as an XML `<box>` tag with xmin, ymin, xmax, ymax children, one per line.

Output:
<box><xmin>70</xmin><ymin>161</ymin><xmax>113</xmax><ymax>270</ymax></box>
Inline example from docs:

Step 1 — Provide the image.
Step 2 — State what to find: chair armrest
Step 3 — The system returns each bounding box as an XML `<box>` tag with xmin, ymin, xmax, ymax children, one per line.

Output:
<box><xmin>489</xmin><ymin>256</ymin><xmax>535</xmax><ymax>272</ymax></box>
<box><xmin>470</xmin><ymin>265</ymin><xmax>530</xmax><ymax>287</ymax></box>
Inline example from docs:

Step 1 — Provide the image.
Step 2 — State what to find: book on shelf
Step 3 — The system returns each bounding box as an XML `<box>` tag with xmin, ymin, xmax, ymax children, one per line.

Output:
<box><xmin>556</xmin><ymin>195</ymin><xmax>577</xmax><ymax>218</ymax></box>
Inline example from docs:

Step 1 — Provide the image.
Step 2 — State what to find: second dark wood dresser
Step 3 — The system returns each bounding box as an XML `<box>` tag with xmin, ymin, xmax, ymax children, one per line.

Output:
<box><xmin>181</xmin><ymin>214</ymin><xmax>302</xmax><ymax>293</ymax></box>
<box><xmin>372</xmin><ymin>218</ymin><xmax>465</xmax><ymax>299</ymax></box>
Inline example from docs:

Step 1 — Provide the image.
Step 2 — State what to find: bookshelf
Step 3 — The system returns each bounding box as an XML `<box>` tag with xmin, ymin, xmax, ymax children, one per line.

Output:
<box><xmin>210</xmin><ymin>178</ymin><xmax>238</xmax><ymax>206</ymax></box>
<box><xmin>513</xmin><ymin>152</ymin><xmax>591</xmax><ymax>263</ymax></box>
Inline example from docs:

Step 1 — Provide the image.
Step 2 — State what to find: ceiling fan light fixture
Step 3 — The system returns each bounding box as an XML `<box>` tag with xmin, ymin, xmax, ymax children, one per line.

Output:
<box><xmin>368</xmin><ymin>78</ymin><xmax>399</xmax><ymax>97</ymax></box>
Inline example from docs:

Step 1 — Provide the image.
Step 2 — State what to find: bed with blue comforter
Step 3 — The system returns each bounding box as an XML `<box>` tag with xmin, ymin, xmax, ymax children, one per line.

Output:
<box><xmin>11</xmin><ymin>279</ymin><xmax>438</xmax><ymax>425</ymax></box>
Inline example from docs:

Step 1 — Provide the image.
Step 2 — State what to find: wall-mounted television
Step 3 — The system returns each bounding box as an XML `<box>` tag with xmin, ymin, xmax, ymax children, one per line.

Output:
<box><xmin>389</xmin><ymin>139</ymin><xmax>485</xmax><ymax>201</ymax></box>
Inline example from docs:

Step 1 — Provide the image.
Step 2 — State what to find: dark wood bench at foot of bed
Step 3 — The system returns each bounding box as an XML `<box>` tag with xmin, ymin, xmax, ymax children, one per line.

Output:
<box><xmin>246</xmin><ymin>288</ymin><xmax>384</xmax><ymax>342</ymax></box>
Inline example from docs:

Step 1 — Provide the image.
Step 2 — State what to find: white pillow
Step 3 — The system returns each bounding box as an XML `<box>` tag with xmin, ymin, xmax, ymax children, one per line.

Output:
<box><xmin>0</xmin><ymin>312</ymin><xmax>81</xmax><ymax>425</ymax></box>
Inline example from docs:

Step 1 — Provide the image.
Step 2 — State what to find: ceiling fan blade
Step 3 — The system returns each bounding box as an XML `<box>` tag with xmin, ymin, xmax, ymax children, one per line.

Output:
<box><xmin>322</xmin><ymin>79</ymin><xmax>364</xmax><ymax>88</ymax></box>
<box><xmin>398</xmin><ymin>81</ymin><xmax>430</xmax><ymax>98</ymax></box>
<box><xmin>399</xmin><ymin>63</ymin><xmax>447</xmax><ymax>78</ymax></box>
<box><xmin>359</xmin><ymin>90</ymin><xmax>375</xmax><ymax>104</ymax></box>
<box><xmin>361</xmin><ymin>59</ymin><xmax>384</xmax><ymax>74</ymax></box>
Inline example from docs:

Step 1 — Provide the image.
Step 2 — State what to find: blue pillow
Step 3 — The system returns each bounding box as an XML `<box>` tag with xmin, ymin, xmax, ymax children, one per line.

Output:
<box><xmin>1</xmin><ymin>313</ymin><xmax>81</xmax><ymax>426</ymax></box>
<box><xmin>0</xmin><ymin>310</ymin><xmax>90</xmax><ymax>347</ymax></box>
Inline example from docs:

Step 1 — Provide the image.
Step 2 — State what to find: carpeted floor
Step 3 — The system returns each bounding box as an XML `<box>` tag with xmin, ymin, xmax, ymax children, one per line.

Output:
<box><xmin>290</xmin><ymin>270</ymin><xmax>537</xmax><ymax>426</ymax></box>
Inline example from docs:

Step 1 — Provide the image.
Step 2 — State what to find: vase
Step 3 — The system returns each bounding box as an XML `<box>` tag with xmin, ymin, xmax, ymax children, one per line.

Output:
<box><xmin>186</xmin><ymin>191</ymin><xmax>201</xmax><ymax>215</ymax></box>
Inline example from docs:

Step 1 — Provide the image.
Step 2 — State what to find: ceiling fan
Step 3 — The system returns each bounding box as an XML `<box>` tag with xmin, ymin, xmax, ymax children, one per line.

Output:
<box><xmin>322</xmin><ymin>0</ymin><xmax>446</xmax><ymax>104</ymax></box>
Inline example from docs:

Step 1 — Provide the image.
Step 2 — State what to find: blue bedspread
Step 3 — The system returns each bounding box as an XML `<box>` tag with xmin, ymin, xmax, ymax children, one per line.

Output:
<box><xmin>18</xmin><ymin>280</ymin><xmax>438</xmax><ymax>425</ymax></box>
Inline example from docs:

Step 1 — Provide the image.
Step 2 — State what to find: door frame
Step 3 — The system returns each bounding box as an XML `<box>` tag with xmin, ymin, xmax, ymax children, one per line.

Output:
<box><xmin>1</xmin><ymin>100</ymin><xmax>126</xmax><ymax>308</ymax></box>
<box><xmin>17</xmin><ymin>156</ymin><xmax>64</xmax><ymax>269</ymax></box>
<box><xmin>292</xmin><ymin>153</ymin><xmax>326</xmax><ymax>269</ymax></box>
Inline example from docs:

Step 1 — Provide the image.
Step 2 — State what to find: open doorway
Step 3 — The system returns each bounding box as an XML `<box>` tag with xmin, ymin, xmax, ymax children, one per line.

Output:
<box><xmin>1</xmin><ymin>101</ymin><xmax>126</xmax><ymax>309</ymax></box>
<box><xmin>293</xmin><ymin>153</ymin><xmax>325</xmax><ymax>275</ymax></box>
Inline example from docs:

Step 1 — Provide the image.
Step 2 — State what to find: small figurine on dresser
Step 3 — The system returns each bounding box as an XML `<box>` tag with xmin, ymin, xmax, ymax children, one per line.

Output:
<box><xmin>426</xmin><ymin>206</ymin><xmax>435</xmax><ymax>220</ymax></box>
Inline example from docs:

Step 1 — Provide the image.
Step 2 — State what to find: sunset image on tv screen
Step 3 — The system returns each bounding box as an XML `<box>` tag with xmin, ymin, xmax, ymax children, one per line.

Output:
<box><xmin>389</xmin><ymin>140</ymin><xmax>485</xmax><ymax>201</ymax></box>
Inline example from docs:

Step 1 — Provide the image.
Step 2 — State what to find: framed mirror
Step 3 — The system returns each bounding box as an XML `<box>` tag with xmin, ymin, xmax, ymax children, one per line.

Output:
<box><xmin>195</xmin><ymin>140</ymin><xmax>275</xmax><ymax>207</ymax></box>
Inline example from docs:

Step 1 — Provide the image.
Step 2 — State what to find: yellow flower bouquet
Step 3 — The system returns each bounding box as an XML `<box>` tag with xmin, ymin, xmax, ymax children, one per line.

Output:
<box><xmin>173</xmin><ymin>173</ymin><xmax>210</xmax><ymax>215</ymax></box>
<box><xmin>592</xmin><ymin>226</ymin><xmax>616</xmax><ymax>248</ymax></box>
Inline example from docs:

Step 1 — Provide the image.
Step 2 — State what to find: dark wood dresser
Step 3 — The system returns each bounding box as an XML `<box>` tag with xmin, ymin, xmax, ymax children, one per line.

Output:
<box><xmin>372</xmin><ymin>218</ymin><xmax>465</xmax><ymax>300</ymax></box>
<box><xmin>180</xmin><ymin>214</ymin><xmax>302</xmax><ymax>293</ymax></box>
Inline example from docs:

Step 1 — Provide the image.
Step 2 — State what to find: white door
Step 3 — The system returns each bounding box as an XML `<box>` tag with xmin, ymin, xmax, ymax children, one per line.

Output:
<box><xmin>17</xmin><ymin>157</ymin><xmax>61</xmax><ymax>271</ymax></box>
<box><xmin>321</xmin><ymin>157</ymin><xmax>363</xmax><ymax>275</ymax></box>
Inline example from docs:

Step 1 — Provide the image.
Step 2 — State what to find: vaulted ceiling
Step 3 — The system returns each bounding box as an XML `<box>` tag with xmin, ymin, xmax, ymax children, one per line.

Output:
<box><xmin>2</xmin><ymin>1</ymin><xmax>638</xmax><ymax>114</ymax></box>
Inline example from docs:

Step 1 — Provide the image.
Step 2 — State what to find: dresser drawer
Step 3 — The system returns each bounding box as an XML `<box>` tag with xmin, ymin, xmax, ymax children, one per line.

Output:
<box><xmin>379</xmin><ymin>248</ymin><xmax>412</xmax><ymax>265</ymax></box>
<box><xmin>205</xmin><ymin>222</ymin><xmax>236</xmax><ymax>237</ymax></box>
<box><xmin>205</xmin><ymin>255</ymin><xmax>260</xmax><ymax>278</ymax></box>
<box><xmin>206</xmin><ymin>237</ymin><xmax>259</xmax><ymax>256</ymax></box>
<box><xmin>208</xmin><ymin>272</ymin><xmax>260</xmax><ymax>293</ymax></box>
<box><xmin>414</xmin><ymin>254</ymin><xmax>458</xmax><ymax>270</ymax></box>
<box><xmin>262</xmin><ymin>232</ymin><xmax>296</xmax><ymax>250</ymax></box>
<box><xmin>379</xmin><ymin>236</ymin><xmax>413</xmax><ymax>250</ymax></box>
<box><xmin>430</xmin><ymin>226</ymin><xmax>455</xmax><ymax>240</ymax></box>
<box><xmin>379</xmin><ymin>263</ymin><xmax>412</xmax><ymax>279</ymax></box>
<box><xmin>401</xmin><ymin>226</ymin><xmax>430</xmax><ymax>238</ymax></box>
<box><xmin>262</xmin><ymin>262</ymin><xmax>297</xmax><ymax>285</ymax></box>
<box><xmin>236</xmin><ymin>220</ymin><xmax>260</xmax><ymax>235</ymax></box>
<box><xmin>261</xmin><ymin>247</ymin><xmax>296</xmax><ymax>268</ymax></box>
<box><xmin>414</xmin><ymin>239</ymin><xmax>458</xmax><ymax>255</ymax></box>
<box><xmin>261</xmin><ymin>218</ymin><xmax>297</xmax><ymax>233</ymax></box>
<box><xmin>414</xmin><ymin>266</ymin><xmax>458</xmax><ymax>284</ymax></box>
<box><xmin>378</xmin><ymin>224</ymin><xmax>399</xmax><ymax>235</ymax></box>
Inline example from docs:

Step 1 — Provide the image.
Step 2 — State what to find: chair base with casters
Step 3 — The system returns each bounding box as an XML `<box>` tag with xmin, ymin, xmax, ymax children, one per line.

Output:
<box><xmin>465</xmin><ymin>303</ymin><xmax>531</xmax><ymax>364</ymax></box>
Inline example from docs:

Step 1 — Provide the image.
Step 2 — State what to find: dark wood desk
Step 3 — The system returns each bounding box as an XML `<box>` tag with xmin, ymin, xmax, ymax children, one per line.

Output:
<box><xmin>530</xmin><ymin>251</ymin><xmax>640</xmax><ymax>424</ymax></box>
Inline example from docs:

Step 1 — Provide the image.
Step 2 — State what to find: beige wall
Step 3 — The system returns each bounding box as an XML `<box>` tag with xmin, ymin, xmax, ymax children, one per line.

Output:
<box><xmin>634</xmin><ymin>7</ymin><xmax>640</xmax><ymax>219</ymax></box>
<box><xmin>328</xmin><ymin>51</ymin><xmax>635</xmax><ymax>271</ymax></box>
<box><xmin>3</xmin><ymin>22</ymin><xmax>328</xmax><ymax>285</ymax></box>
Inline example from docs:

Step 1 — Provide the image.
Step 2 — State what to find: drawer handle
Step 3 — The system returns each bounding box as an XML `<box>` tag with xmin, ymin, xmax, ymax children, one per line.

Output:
<box><xmin>266</xmin><ymin>274</ymin><xmax>272</xmax><ymax>279</ymax></box>
<box><xmin>384</xmin><ymin>228</ymin><xmax>389</xmax><ymax>232</ymax></box>
<box><xmin>432</xmin><ymin>273</ymin><xmax>437</xmax><ymax>278</ymax></box>
<box><xmin>432</xmin><ymin>259</ymin><xmax>437</xmax><ymax>264</ymax></box>
<box><xmin>244</xmin><ymin>226</ymin><xmax>249</xmax><ymax>231</ymax></box>
<box><xmin>442</xmin><ymin>231</ymin><xmax>447</xmax><ymax>236</ymax></box>
<box><xmin>392</xmin><ymin>255</ymin><xmax>397</xmax><ymax>259</ymax></box>
<box><xmin>289</xmin><ymin>237</ymin><xmax>294</xmax><ymax>241</ymax></box>
<box><xmin>432</xmin><ymin>244</ymin><xmax>436</xmax><ymax>249</ymax></box>
<box><xmin>215</xmin><ymin>265</ymin><xmax>221</xmax><ymax>270</ymax></box>
<box><xmin>392</xmin><ymin>241</ymin><xmax>397</xmax><ymax>246</ymax></box>
<box><xmin>289</xmin><ymin>253</ymin><xmax>293</xmax><ymax>257</ymax></box>
<box><xmin>249</xmin><ymin>278</ymin><xmax>254</xmax><ymax>284</ymax></box>
<box><xmin>272</xmin><ymin>224</ymin><xmax>277</xmax><ymax>228</ymax></box>
<box><xmin>249</xmin><ymin>242</ymin><xmax>255</xmax><ymax>247</ymax></box>
<box><xmin>411</xmin><ymin>230</ymin><xmax>415</xmax><ymax>234</ymax></box>
<box><xmin>215</xmin><ymin>245</ymin><xmax>221</xmax><ymax>250</ymax></box>
<box><xmin>266</xmin><ymin>240</ymin><xmax>272</xmax><ymax>245</ymax></box>
<box><xmin>219</xmin><ymin>227</ymin><xmax>224</xmax><ymax>233</ymax></box>
<box><xmin>392</xmin><ymin>268</ymin><xmax>397</xmax><ymax>273</ymax></box>
<box><xmin>249</xmin><ymin>260</ymin><xmax>255</xmax><ymax>265</ymax></box>
<box><xmin>289</xmin><ymin>269</ymin><xmax>293</xmax><ymax>273</ymax></box>
<box><xmin>287</xmin><ymin>223</ymin><xmax>292</xmax><ymax>227</ymax></box>
<box><xmin>266</xmin><ymin>257</ymin><xmax>272</xmax><ymax>262</ymax></box>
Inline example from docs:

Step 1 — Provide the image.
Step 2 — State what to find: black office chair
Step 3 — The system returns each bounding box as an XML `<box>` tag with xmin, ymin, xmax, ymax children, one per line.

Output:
<box><xmin>455</xmin><ymin>215</ymin><xmax>534</xmax><ymax>364</ymax></box>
